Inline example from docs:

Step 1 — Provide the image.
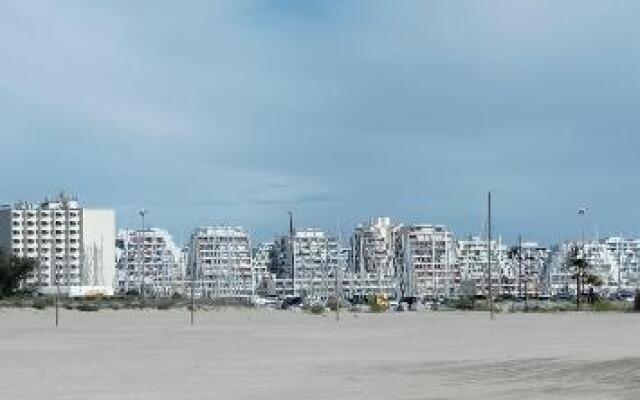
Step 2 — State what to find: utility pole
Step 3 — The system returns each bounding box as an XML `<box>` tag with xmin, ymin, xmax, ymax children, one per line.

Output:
<box><xmin>289</xmin><ymin>211</ymin><xmax>295</xmax><ymax>298</ymax></box>
<box><xmin>55</xmin><ymin>269</ymin><xmax>60</xmax><ymax>328</ymax></box>
<box><xmin>518</xmin><ymin>235</ymin><xmax>522</xmax><ymax>300</ymax></box>
<box><xmin>524</xmin><ymin>251</ymin><xmax>528</xmax><ymax>312</ymax></box>
<box><xmin>432</xmin><ymin>235</ymin><xmax>438</xmax><ymax>311</ymax></box>
<box><xmin>335</xmin><ymin>218</ymin><xmax>341</xmax><ymax>322</ymax></box>
<box><xmin>139</xmin><ymin>209</ymin><xmax>148</xmax><ymax>301</ymax></box>
<box><xmin>488</xmin><ymin>192</ymin><xmax>494</xmax><ymax>320</ymax></box>
<box><xmin>191</xmin><ymin>259</ymin><xmax>196</xmax><ymax>326</ymax></box>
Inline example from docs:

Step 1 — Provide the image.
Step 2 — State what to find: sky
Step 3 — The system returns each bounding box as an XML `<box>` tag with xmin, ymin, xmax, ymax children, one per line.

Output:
<box><xmin>1</xmin><ymin>0</ymin><xmax>639</xmax><ymax>245</ymax></box>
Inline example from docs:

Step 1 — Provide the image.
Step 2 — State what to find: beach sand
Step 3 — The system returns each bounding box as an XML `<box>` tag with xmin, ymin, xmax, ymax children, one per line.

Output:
<box><xmin>1</xmin><ymin>308</ymin><xmax>639</xmax><ymax>399</ymax></box>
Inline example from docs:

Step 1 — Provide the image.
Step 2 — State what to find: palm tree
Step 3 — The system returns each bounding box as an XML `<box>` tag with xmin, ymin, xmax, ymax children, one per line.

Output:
<box><xmin>568</xmin><ymin>245</ymin><xmax>587</xmax><ymax>309</ymax></box>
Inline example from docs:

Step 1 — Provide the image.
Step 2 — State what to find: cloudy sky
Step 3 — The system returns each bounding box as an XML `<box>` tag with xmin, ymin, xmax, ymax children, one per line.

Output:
<box><xmin>1</xmin><ymin>0</ymin><xmax>639</xmax><ymax>245</ymax></box>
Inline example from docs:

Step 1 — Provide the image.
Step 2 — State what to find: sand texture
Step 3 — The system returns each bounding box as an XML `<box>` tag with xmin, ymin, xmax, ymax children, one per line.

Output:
<box><xmin>1</xmin><ymin>309</ymin><xmax>639</xmax><ymax>399</ymax></box>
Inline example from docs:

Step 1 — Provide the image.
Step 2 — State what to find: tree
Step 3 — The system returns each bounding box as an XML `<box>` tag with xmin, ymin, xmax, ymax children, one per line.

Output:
<box><xmin>568</xmin><ymin>245</ymin><xmax>603</xmax><ymax>308</ymax></box>
<box><xmin>568</xmin><ymin>245</ymin><xmax>587</xmax><ymax>309</ymax></box>
<box><xmin>0</xmin><ymin>251</ymin><xmax>38</xmax><ymax>298</ymax></box>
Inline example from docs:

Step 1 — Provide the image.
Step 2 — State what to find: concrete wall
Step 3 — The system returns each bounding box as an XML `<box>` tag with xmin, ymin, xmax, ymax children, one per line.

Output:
<box><xmin>81</xmin><ymin>209</ymin><xmax>116</xmax><ymax>289</ymax></box>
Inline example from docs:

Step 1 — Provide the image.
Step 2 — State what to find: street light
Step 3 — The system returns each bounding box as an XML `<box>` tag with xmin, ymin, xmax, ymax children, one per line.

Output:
<box><xmin>578</xmin><ymin>205</ymin><xmax>588</xmax><ymax>245</ymax></box>
<box><xmin>577</xmin><ymin>205</ymin><xmax>588</xmax><ymax>308</ymax></box>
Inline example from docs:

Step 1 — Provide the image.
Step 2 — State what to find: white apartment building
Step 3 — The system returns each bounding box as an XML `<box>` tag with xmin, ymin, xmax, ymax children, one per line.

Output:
<box><xmin>115</xmin><ymin>228</ymin><xmax>184</xmax><ymax>296</ymax></box>
<box><xmin>505</xmin><ymin>242</ymin><xmax>550</xmax><ymax>297</ymax></box>
<box><xmin>548</xmin><ymin>238</ymin><xmax>640</xmax><ymax>296</ymax></box>
<box><xmin>187</xmin><ymin>226</ymin><xmax>253</xmax><ymax>298</ymax></box>
<box><xmin>253</xmin><ymin>242</ymin><xmax>275</xmax><ymax>280</ymax></box>
<box><xmin>587</xmin><ymin>236</ymin><xmax>640</xmax><ymax>292</ymax></box>
<box><xmin>456</xmin><ymin>236</ymin><xmax>508</xmax><ymax>297</ymax></box>
<box><xmin>351</xmin><ymin>217</ymin><xmax>396</xmax><ymax>278</ymax></box>
<box><xmin>252</xmin><ymin>242</ymin><xmax>276</xmax><ymax>296</ymax></box>
<box><xmin>273</xmin><ymin>229</ymin><xmax>338</xmax><ymax>299</ymax></box>
<box><xmin>547</xmin><ymin>244</ymin><xmax>575</xmax><ymax>297</ymax></box>
<box><xmin>0</xmin><ymin>194</ymin><xmax>115</xmax><ymax>296</ymax></box>
<box><xmin>394</xmin><ymin>225</ymin><xmax>456</xmax><ymax>300</ymax></box>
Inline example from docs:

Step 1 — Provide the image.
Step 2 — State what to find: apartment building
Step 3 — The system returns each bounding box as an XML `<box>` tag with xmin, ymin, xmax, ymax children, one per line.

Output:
<box><xmin>550</xmin><ymin>238</ymin><xmax>640</xmax><ymax>295</ymax></box>
<box><xmin>272</xmin><ymin>229</ymin><xmax>338</xmax><ymax>299</ymax></box>
<box><xmin>602</xmin><ymin>237</ymin><xmax>640</xmax><ymax>290</ymax></box>
<box><xmin>351</xmin><ymin>217</ymin><xmax>396</xmax><ymax>277</ymax></box>
<box><xmin>0</xmin><ymin>193</ymin><xmax>115</xmax><ymax>296</ymax></box>
<box><xmin>505</xmin><ymin>242</ymin><xmax>550</xmax><ymax>297</ymax></box>
<box><xmin>187</xmin><ymin>226</ymin><xmax>253</xmax><ymax>298</ymax></box>
<box><xmin>394</xmin><ymin>224</ymin><xmax>456</xmax><ymax>300</ymax></box>
<box><xmin>115</xmin><ymin>228</ymin><xmax>184</xmax><ymax>296</ymax></box>
<box><xmin>456</xmin><ymin>236</ymin><xmax>508</xmax><ymax>297</ymax></box>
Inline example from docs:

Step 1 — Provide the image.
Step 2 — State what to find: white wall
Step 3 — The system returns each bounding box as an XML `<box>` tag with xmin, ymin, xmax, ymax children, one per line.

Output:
<box><xmin>81</xmin><ymin>209</ymin><xmax>116</xmax><ymax>289</ymax></box>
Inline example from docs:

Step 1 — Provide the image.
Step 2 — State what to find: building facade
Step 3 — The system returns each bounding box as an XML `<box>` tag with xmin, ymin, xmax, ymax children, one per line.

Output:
<box><xmin>505</xmin><ymin>242</ymin><xmax>550</xmax><ymax>298</ymax></box>
<box><xmin>394</xmin><ymin>225</ymin><xmax>456</xmax><ymax>300</ymax></box>
<box><xmin>456</xmin><ymin>236</ymin><xmax>508</xmax><ymax>297</ymax></box>
<box><xmin>0</xmin><ymin>194</ymin><xmax>115</xmax><ymax>296</ymax></box>
<box><xmin>115</xmin><ymin>228</ymin><xmax>183</xmax><ymax>296</ymax></box>
<box><xmin>272</xmin><ymin>229</ymin><xmax>338</xmax><ymax>299</ymax></box>
<box><xmin>351</xmin><ymin>217</ymin><xmax>396</xmax><ymax>277</ymax></box>
<box><xmin>187</xmin><ymin>226</ymin><xmax>253</xmax><ymax>298</ymax></box>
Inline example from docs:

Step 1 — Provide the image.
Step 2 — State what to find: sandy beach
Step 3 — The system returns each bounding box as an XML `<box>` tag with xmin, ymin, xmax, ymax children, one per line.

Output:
<box><xmin>1</xmin><ymin>309</ymin><xmax>639</xmax><ymax>400</ymax></box>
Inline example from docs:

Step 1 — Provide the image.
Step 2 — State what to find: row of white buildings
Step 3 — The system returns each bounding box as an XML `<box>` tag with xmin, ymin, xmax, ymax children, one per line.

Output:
<box><xmin>2</xmin><ymin>195</ymin><xmax>640</xmax><ymax>300</ymax></box>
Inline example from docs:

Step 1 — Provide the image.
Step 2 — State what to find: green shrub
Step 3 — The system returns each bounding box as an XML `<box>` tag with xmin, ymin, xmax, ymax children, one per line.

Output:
<box><xmin>369</xmin><ymin>301</ymin><xmax>388</xmax><ymax>313</ymax></box>
<box><xmin>76</xmin><ymin>303</ymin><xmax>100</xmax><ymax>312</ymax></box>
<box><xmin>451</xmin><ymin>297</ymin><xmax>474</xmax><ymax>310</ymax></box>
<box><xmin>307</xmin><ymin>304</ymin><xmax>325</xmax><ymax>315</ymax></box>
<box><xmin>156</xmin><ymin>299</ymin><xmax>176</xmax><ymax>310</ymax></box>
<box><xmin>326</xmin><ymin>297</ymin><xmax>339</xmax><ymax>312</ymax></box>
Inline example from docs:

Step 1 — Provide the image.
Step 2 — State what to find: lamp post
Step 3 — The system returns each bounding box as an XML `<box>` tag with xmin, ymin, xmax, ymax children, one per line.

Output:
<box><xmin>139</xmin><ymin>209</ymin><xmax>147</xmax><ymax>300</ymax></box>
<box><xmin>577</xmin><ymin>206</ymin><xmax>588</xmax><ymax>308</ymax></box>
<box><xmin>288</xmin><ymin>211</ymin><xmax>295</xmax><ymax>298</ymax></box>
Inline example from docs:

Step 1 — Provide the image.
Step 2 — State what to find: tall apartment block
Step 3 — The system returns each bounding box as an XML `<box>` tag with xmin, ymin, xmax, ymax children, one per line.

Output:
<box><xmin>351</xmin><ymin>217</ymin><xmax>396</xmax><ymax>278</ymax></box>
<box><xmin>273</xmin><ymin>229</ymin><xmax>338</xmax><ymax>299</ymax></box>
<box><xmin>394</xmin><ymin>224</ymin><xmax>456</xmax><ymax>300</ymax></box>
<box><xmin>456</xmin><ymin>236</ymin><xmax>508</xmax><ymax>297</ymax></box>
<box><xmin>253</xmin><ymin>242</ymin><xmax>275</xmax><ymax>282</ymax></box>
<box><xmin>547</xmin><ymin>238</ymin><xmax>640</xmax><ymax>297</ymax></box>
<box><xmin>187</xmin><ymin>226</ymin><xmax>253</xmax><ymax>298</ymax></box>
<box><xmin>0</xmin><ymin>194</ymin><xmax>115</xmax><ymax>296</ymax></box>
<box><xmin>601</xmin><ymin>237</ymin><xmax>640</xmax><ymax>290</ymax></box>
<box><xmin>115</xmin><ymin>228</ymin><xmax>184</xmax><ymax>296</ymax></box>
<box><xmin>505</xmin><ymin>241</ymin><xmax>550</xmax><ymax>297</ymax></box>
